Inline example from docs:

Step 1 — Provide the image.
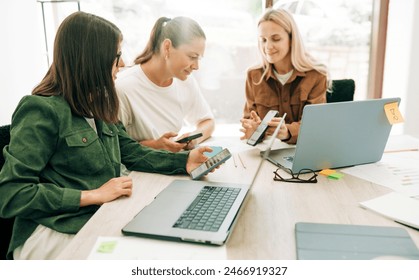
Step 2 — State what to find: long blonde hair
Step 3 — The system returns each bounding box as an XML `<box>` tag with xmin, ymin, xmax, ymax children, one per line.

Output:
<box><xmin>257</xmin><ymin>8</ymin><xmax>329</xmax><ymax>84</ymax></box>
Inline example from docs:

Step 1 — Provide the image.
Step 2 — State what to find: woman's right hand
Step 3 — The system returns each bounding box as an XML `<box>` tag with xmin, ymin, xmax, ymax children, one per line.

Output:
<box><xmin>141</xmin><ymin>132</ymin><xmax>187</xmax><ymax>152</ymax></box>
<box><xmin>80</xmin><ymin>176</ymin><xmax>133</xmax><ymax>206</ymax></box>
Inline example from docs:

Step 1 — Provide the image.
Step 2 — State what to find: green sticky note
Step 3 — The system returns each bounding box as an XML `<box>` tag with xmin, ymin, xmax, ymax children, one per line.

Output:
<box><xmin>328</xmin><ymin>172</ymin><xmax>344</xmax><ymax>180</ymax></box>
<box><xmin>97</xmin><ymin>240</ymin><xmax>117</xmax><ymax>253</ymax></box>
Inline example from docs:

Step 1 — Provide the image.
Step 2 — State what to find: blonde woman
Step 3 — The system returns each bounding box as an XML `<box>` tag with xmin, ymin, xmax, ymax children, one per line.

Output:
<box><xmin>241</xmin><ymin>8</ymin><xmax>329</xmax><ymax>144</ymax></box>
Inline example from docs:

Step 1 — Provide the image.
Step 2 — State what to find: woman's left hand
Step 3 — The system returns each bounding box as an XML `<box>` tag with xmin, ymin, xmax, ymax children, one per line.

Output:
<box><xmin>186</xmin><ymin>146</ymin><xmax>214</xmax><ymax>174</ymax></box>
<box><xmin>266</xmin><ymin>117</ymin><xmax>290</xmax><ymax>140</ymax></box>
<box><xmin>240</xmin><ymin>111</ymin><xmax>261</xmax><ymax>140</ymax></box>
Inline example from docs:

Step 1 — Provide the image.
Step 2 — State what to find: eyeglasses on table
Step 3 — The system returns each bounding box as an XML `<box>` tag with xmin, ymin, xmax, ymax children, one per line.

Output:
<box><xmin>273</xmin><ymin>168</ymin><xmax>318</xmax><ymax>183</ymax></box>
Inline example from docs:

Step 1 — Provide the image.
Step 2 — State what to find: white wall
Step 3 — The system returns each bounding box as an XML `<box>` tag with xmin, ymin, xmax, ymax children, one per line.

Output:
<box><xmin>403</xmin><ymin>1</ymin><xmax>419</xmax><ymax>138</ymax></box>
<box><xmin>382</xmin><ymin>0</ymin><xmax>419</xmax><ymax>137</ymax></box>
<box><xmin>0</xmin><ymin>1</ymin><xmax>46</xmax><ymax>125</ymax></box>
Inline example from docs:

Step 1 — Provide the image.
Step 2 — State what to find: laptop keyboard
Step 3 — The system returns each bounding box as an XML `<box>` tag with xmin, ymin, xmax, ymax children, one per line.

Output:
<box><xmin>173</xmin><ymin>186</ymin><xmax>241</xmax><ymax>232</ymax></box>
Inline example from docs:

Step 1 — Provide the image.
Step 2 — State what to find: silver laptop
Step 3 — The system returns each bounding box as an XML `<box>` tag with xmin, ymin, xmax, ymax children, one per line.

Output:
<box><xmin>267</xmin><ymin>98</ymin><xmax>400</xmax><ymax>173</ymax></box>
<box><xmin>121</xmin><ymin>114</ymin><xmax>286</xmax><ymax>245</ymax></box>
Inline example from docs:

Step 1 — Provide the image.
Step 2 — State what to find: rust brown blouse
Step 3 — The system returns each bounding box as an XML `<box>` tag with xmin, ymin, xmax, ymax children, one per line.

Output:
<box><xmin>244</xmin><ymin>65</ymin><xmax>327</xmax><ymax>144</ymax></box>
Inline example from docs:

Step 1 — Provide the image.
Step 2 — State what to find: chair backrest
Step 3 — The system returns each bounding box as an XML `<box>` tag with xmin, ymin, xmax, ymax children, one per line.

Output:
<box><xmin>0</xmin><ymin>124</ymin><xmax>13</xmax><ymax>259</ymax></box>
<box><xmin>0</xmin><ymin>124</ymin><xmax>11</xmax><ymax>168</ymax></box>
<box><xmin>326</xmin><ymin>79</ymin><xmax>355</xmax><ymax>103</ymax></box>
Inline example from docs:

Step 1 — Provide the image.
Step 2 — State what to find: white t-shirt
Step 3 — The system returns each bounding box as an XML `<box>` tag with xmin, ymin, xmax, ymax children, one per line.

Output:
<box><xmin>115</xmin><ymin>65</ymin><xmax>214</xmax><ymax>141</ymax></box>
<box><xmin>274</xmin><ymin>69</ymin><xmax>294</xmax><ymax>85</ymax></box>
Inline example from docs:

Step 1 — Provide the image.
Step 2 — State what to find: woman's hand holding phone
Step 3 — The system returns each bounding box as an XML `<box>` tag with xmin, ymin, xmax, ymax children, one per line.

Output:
<box><xmin>266</xmin><ymin>117</ymin><xmax>290</xmax><ymax>140</ymax></box>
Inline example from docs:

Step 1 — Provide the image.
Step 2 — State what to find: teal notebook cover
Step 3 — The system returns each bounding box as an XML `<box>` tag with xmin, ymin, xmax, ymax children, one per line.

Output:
<box><xmin>295</xmin><ymin>222</ymin><xmax>419</xmax><ymax>260</ymax></box>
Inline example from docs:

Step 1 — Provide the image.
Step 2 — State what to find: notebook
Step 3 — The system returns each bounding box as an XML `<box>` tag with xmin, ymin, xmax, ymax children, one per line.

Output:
<box><xmin>360</xmin><ymin>192</ymin><xmax>419</xmax><ymax>230</ymax></box>
<box><xmin>267</xmin><ymin>98</ymin><xmax>400</xmax><ymax>173</ymax></box>
<box><xmin>121</xmin><ymin>114</ymin><xmax>286</xmax><ymax>245</ymax></box>
<box><xmin>295</xmin><ymin>222</ymin><xmax>419</xmax><ymax>260</ymax></box>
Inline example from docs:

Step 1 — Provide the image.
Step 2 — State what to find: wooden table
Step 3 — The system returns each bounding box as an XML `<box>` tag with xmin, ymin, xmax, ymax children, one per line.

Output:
<box><xmin>57</xmin><ymin>139</ymin><xmax>419</xmax><ymax>259</ymax></box>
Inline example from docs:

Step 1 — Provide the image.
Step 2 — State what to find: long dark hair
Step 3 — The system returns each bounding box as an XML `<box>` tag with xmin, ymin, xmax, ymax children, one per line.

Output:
<box><xmin>32</xmin><ymin>11</ymin><xmax>122</xmax><ymax>123</ymax></box>
<box><xmin>134</xmin><ymin>16</ymin><xmax>205</xmax><ymax>65</ymax></box>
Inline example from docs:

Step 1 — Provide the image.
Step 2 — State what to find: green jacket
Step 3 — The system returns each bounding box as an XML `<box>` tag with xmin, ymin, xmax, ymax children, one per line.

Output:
<box><xmin>0</xmin><ymin>95</ymin><xmax>188</xmax><ymax>259</ymax></box>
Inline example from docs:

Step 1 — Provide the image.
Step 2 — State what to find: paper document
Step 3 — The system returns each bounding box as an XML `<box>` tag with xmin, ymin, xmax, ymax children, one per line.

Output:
<box><xmin>360</xmin><ymin>192</ymin><xmax>419</xmax><ymax>230</ymax></box>
<box><xmin>341</xmin><ymin>151</ymin><xmax>419</xmax><ymax>197</ymax></box>
<box><xmin>88</xmin><ymin>236</ymin><xmax>227</xmax><ymax>260</ymax></box>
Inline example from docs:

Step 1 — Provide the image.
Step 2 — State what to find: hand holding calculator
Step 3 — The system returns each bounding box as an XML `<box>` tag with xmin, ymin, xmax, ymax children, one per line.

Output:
<box><xmin>190</xmin><ymin>148</ymin><xmax>232</xmax><ymax>180</ymax></box>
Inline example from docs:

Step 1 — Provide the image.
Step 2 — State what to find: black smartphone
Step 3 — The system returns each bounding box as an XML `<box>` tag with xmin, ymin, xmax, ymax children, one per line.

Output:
<box><xmin>246</xmin><ymin>110</ymin><xmax>279</xmax><ymax>146</ymax></box>
<box><xmin>190</xmin><ymin>148</ymin><xmax>232</xmax><ymax>180</ymax></box>
<box><xmin>176</xmin><ymin>132</ymin><xmax>203</xmax><ymax>143</ymax></box>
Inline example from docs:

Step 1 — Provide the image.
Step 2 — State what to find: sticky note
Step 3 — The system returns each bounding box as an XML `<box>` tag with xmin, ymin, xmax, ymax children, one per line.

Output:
<box><xmin>328</xmin><ymin>172</ymin><xmax>344</xmax><ymax>180</ymax></box>
<box><xmin>320</xmin><ymin>169</ymin><xmax>336</xmax><ymax>176</ymax></box>
<box><xmin>384</xmin><ymin>102</ymin><xmax>404</xmax><ymax>124</ymax></box>
<box><xmin>97</xmin><ymin>240</ymin><xmax>117</xmax><ymax>253</ymax></box>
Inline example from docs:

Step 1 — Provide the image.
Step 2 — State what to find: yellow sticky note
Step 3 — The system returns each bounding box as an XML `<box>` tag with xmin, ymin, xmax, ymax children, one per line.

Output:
<box><xmin>328</xmin><ymin>172</ymin><xmax>344</xmax><ymax>180</ymax></box>
<box><xmin>320</xmin><ymin>169</ymin><xmax>336</xmax><ymax>176</ymax></box>
<box><xmin>97</xmin><ymin>240</ymin><xmax>117</xmax><ymax>253</ymax></box>
<box><xmin>384</xmin><ymin>102</ymin><xmax>404</xmax><ymax>124</ymax></box>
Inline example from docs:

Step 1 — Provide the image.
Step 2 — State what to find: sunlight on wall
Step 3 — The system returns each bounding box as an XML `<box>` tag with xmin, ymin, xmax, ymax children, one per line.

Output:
<box><xmin>382</xmin><ymin>0</ymin><xmax>414</xmax><ymax>135</ymax></box>
<box><xmin>0</xmin><ymin>2</ymin><xmax>46</xmax><ymax>125</ymax></box>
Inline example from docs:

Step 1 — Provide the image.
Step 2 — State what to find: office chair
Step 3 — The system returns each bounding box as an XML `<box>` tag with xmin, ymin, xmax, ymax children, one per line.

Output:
<box><xmin>0</xmin><ymin>124</ymin><xmax>10</xmax><ymax>167</ymax></box>
<box><xmin>0</xmin><ymin>124</ymin><xmax>14</xmax><ymax>260</ymax></box>
<box><xmin>326</xmin><ymin>79</ymin><xmax>355</xmax><ymax>103</ymax></box>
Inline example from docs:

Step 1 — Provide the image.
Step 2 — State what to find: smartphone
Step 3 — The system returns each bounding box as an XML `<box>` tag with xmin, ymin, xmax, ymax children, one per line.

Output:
<box><xmin>246</xmin><ymin>110</ymin><xmax>279</xmax><ymax>146</ymax></box>
<box><xmin>176</xmin><ymin>132</ymin><xmax>203</xmax><ymax>143</ymax></box>
<box><xmin>190</xmin><ymin>148</ymin><xmax>232</xmax><ymax>180</ymax></box>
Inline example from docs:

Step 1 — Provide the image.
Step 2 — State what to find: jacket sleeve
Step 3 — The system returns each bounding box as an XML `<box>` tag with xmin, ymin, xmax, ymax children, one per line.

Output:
<box><xmin>306</xmin><ymin>75</ymin><xmax>327</xmax><ymax>105</ymax></box>
<box><xmin>116</xmin><ymin>122</ymin><xmax>189</xmax><ymax>175</ymax></box>
<box><xmin>0</xmin><ymin>96</ymin><xmax>81</xmax><ymax>220</ymax></box>
<box><xmin>286</xmin><ymin>74</ymin><xmax>327</xmax><ymax>144</ymax></box>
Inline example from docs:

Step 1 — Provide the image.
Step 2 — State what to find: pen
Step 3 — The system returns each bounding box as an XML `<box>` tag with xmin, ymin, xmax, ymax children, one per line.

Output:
<box><xmin>384</xmin><ymin>148</ymin><xmax>419</xmax><ymax>153</ymax></box>
<box><xmin>237</xmin><ymin>153</ymin><xmax>246</xmax><ymax>169</ymax></box>
<box><xmin>232</xmin><ymin>154</ymin><xmax>238</xmax><ymax>168</ymax></box>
